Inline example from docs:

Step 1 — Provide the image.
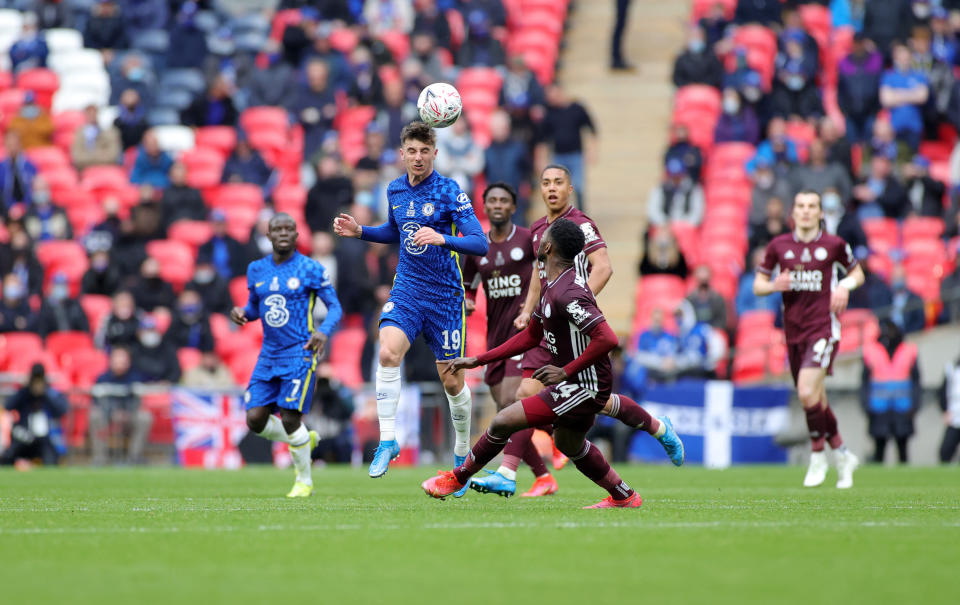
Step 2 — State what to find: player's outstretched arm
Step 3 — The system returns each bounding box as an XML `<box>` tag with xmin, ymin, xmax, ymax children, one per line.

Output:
<box><xmin>443</xmin><ymin>356</ymin><xmax>481</xmax><ymax>375</ymax></box>
<box><xmin>753</xmin><ymin>270</ymin><xmax>791</xmax><ymax>296</ymax></box>
<box><xmin>334</xmin><ymin>213</ymin><xmax>401</xmax><ymax>243</ymax></box>
<box><xmin>515</xmin><ymin>261</ymin><xmax>541</xmax><ymax>329</ymax></box>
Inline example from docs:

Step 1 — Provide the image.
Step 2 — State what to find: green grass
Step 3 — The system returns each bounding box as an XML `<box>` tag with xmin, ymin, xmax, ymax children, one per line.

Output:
<box><xmin>0</xmin><ymin>465</ymin><xmax>956</xmax><ymax>605</ymax></box>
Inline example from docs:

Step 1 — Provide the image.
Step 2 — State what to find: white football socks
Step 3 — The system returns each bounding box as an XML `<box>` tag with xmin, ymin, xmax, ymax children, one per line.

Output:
<box><xmin>495</xmin><ymin>466</ymin><xmax>517</xmax><ymax>481</ymax></box>
<box><xmin>256</xmin><ymin>415</ymin><xmax>289</xmax><ymax>443</ymax></box>
<box><xmin>287</xmin><ymin>424</ymin><xmax>312</xmax><ymax>486</ymax></box>
<box><xmin>446</xmin><ymin>384</ymin><xmax>473</xmax><ymax>457</ymax></box>
<box><xmin>376</xmin><ymin>364</ymin><xmax>402</xmax><ymax>443</ymax></box>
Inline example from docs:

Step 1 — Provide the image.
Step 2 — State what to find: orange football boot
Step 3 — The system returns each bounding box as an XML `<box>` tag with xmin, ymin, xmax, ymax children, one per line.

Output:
<box><xmin>520</xmin><ymin>474</ymin><xmax>559</xmax><ymax>497</ymax></box>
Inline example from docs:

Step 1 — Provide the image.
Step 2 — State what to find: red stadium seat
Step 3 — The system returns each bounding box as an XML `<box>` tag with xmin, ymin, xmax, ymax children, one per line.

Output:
<box><xmin>61</xmin><ymin>348</ymin><xmax>108</xmax><ymax>388</ymax></box>
<box><xmin>80</xmin><ymin>165</ymin><xmax>129</xmax><ymax>191</ymax></box>
<box><xmin>691</xmin><ymin>0</ymin><xmax>736</xmax><ymax>21</ymax></box>
<box><xmin>459</xmin><ymin>87</ymin><xmax>498</xmax><ymax>113</ymax></box>
<box><xmin>0</xmin><ymin>332</ymin><xmax>43</xmax><ymax>371</ymax></box>
<box><xmin>0</xmin><ymin>89</ymin><xmax>26</xmax><ymax>125</ymax></box>
<box><xmin>177</xmin><ymin>347</ymin><xmax>203</xmax><ymax>372</ymax></box>
<box><xmin>35</xmin><ymin>240</ymin><xmax>88</xmax><ymax>295</ymax></box>
<box><xmin>273</xmin><ymin>184</ymin><xmax>307</xmax><ymax>214</ymax></box>
<box><xmin>329</xmin><ymin>327</ymin><xmax>366</xmax><ymax>388</ymax></box>
<box><xmin>43</xmin><ymin>166</ymin><xmax>80</xmax><ymax>191</ymax></box>
<box><xmin>229</xmin><ymin>276</ymin><xmax>248</xmax><ymax>308</ymax></box>
<box><xmin>247</xmin><ymin>128</ymin><xmax>287</xmax><ymax>153</ymax></box>
<box><xmin>209</xmin><ymin>312</ymin><xmax>231</xmax><ymax>342</ymax></box>
<box><xmin>457</xmin><ymin>67</ymin><xmax>503</xmax><ymax>95</ymax></box>
<box><xmin>223</xmin><ymin>205</ymin><xmax>260</xmax><ymax>242</ymax></box>
<box><xmin>731</xmin><ymin>347</ymin><xmax>771</xmax><ymax>383</ymax></box>
<box><xmin>207</xmin><ymin>183</ymin><xmax>264</xmax><ymax>211</ymax></box>
<box><xmin>27</xmin><ymin>145</ymin><xmax>70</xmax><ymax>171</ymax></box>
<box><xmin>798</xmin><ymin>4</ymin><xmax>831</xmax><ymax>43</ymax></box>
<box><xmin>0</xmin><ymin>70</ymin><xmax>11</xmax><ymax>91</ymax></box>
<box><xmin>215</xmin><ymin>329</ymin><xmax>253</xmax><ymax>360</ymax></box>
<box><xmin>328</xmin><ymin>27</ymin><xmax>360</xmax><ymax>53</ymax></box>
<box><xmin>902</xmin><ymin>216</ymin><xmax>945</xmax><ymax>242</ymax></box>
<box><xmin>838</xmin><ymin>309</ymin><xmax>879</xmax><ymax>354</ymax></box>
<box><xmin>168</xmin><ymin>220</ymin><xmax>214</xmax><ymax>254</ymax></box>
<box><xmin>181</xmin><ymin>146</ymin><xmax>224</xmax><ymax>174</ymax></box>
<box><xmin>930</xmin><ymin>160</ymin><xmax>951</xmax><ymax>186</ymax></box>
<box><xmin>80</xmin><ymin>294</ymin><xmax>112</xmax><ymax>335</ymax></box>
<box><xmin>193</xmin><ymin>126</ymin><xmax>237</xmax><ymax>157</ymax></box>
<box><xmin>861</xmin><ymin>218</ymin><xmax>899</xmax><ymax>254</ymax></box>
<box><xmin>674</xmin><ymin>84</ymin><xmax>722</xmax><ymax>116</ymax></box>
<box><xmin>515</xmin><ymin>9</ymin><xmax>564</xmax><ymax>39</ymax></box>
<box><xmin>379</xmin><ymin>30</ymin><xmax>410</xmax><ymax>62</ymax></box>
<box><xmin>16</xmin><ymin>68</ymin><xmax>59</xmax><ymax>109</ymax></box>
<box><xmin>228</xmin><ymin>349</ymin><xmax>260</xmax><ymax>384</ymax></box>
<box><xmin>66</xmin><ymin>203</ymin><xmax>105</xmax><ymax>236</ymax></box>
<box><xmin>269</xmin><ymin>8</ymin><xmax>301</xmax><ymax>41</ymax></box>
<box><xmin>240</xmin><ymin>106</ymin><xmax>289</xmax><ymax>135</ymax></box>
<box><xmin>146</xmin><ymin>239</ymin><xmax>196</xmax><ymax>292</ymax></box>
<box><xmin>45</xmin><ymin>331</ymin><xmax>94</xmax><ymax>365</ymax></box>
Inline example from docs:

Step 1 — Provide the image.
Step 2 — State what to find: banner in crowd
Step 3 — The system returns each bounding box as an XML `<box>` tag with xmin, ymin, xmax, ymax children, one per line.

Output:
<box><xmin>171</xmin><ymin>389</ymin><xmax>248</xmax><ymax>469</ymax></box>
<box><xmin>631</xmin><ymin>381</ymin><xmax>791</xmax><ymax>468</ymax></box>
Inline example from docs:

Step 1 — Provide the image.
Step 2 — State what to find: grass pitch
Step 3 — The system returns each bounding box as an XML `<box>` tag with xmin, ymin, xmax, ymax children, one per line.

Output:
<box><xmin>0</xmin><ymin>464</ymin><xmax>956</xmax><ymax>605</ymax></box>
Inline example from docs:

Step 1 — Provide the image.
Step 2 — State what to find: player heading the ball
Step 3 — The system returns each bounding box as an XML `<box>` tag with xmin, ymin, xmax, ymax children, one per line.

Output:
<box><xmin>334</xmin><ymin>122</ymin><xmax>488</xmax><ymax>494</ymax></box>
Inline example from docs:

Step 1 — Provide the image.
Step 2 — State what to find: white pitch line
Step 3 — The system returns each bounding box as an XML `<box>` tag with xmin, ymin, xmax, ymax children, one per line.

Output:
<box><xmin>2</xmin><ymin>520</ymin><xmax>959</xmax><ymax>536</ymax></box>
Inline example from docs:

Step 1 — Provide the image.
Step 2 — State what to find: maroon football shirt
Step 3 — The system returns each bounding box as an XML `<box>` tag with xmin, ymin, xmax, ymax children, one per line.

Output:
<box><xmin>530</xmin><ymin>205</ymin><xmax>607</xmax><ymax>287</ymax></box>
<box><xmin>463</xmin><ymin>225</ymin><xmax>536</xmax><ymax>348</ymax></box>
<box><xmin>532</xmin><ymin>266</ymin><xmax>613</xmax><ymax>399</ymax></box>
<box><xmin>758</xmin><ymin>231</ymin><xmax>858</xmax><ymax>344</ymax></box>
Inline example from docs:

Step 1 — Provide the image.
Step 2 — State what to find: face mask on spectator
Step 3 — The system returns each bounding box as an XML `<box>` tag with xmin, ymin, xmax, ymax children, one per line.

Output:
<box><xmin>742</xmin><ymin>87</ymin><xmax>761</xmax><ymax>103</ymax></box>
<box><xmin>20</xmin><ymin>105</ymin><xmax>39</xmax><ymax>119</ymax></box>
<box><xmin>822</xmin><ymin>192</ymin><xmax>842</xmax><ymax>211</ymax></box>
<box><xmin>4</xmin><ymin>284</ymin><xmax>24</xmax><ymax>300</ymax></box>
<box><xmin>892</xmin><ymin>278</ymin><xmax>907</xmax><ymax>292</ymax></box>
<box><xmin>127</xmin><ymin>67</ymin><xmax>145</xmax><ymax>82</ymax></box>
<box><xmin>722</xmin><ymin>97</ymin><xmax>740</xmax><ymax>114</ymax></box>
<box><xmin>688</xmin><ymin>39</ymin><xmax>705</xmax><ymax>53</ymax></box>
<box><xmin>179</xmin><ymin>302</ymin><xmax>201</xmax><ymax>319</ymax></box>
<box><xmin>139</xmin><ymin>331</ymin><xmax>161</xmax><ymax>347</ymax></box>
<box><xmin>51</xmin><ymin>284</ymin><xmax>68</xmax><ymax>301</ymax></box>
<box><xmin>92</xmin><ymin>257</ymin><xmax>109</xmax><ymax>272</ymax></box>
<box><xmin>194</xmin><ymin>268</ymin><xmax>215</xmax><ymax>284</ymax></box>
<box><xmin>756</xmin><ymin>172</ymin><xmax>774</xmax><ymax>188</ymax></box>
<box><xmin>785</xmin><ymin>75</ymin><xmax>805</xmax><ymax>91</ymax></box>
<box><xmin>913</xmin><ymin>3</ymin><xmax>931</xmax><ymax>19</ymax></box>
<box><xmin>34</xmin><ymin>190</ymin><xmax>51</xmax><ymax>206</ymax></box>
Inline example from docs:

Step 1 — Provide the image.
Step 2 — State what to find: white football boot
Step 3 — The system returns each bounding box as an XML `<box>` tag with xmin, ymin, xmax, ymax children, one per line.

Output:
<box><xmin>803</xmin><ymin>451</ymin><xmax>828</xmax><ymax>487</ymax></box>
<box><xmin>835</xmin><ymin>449</ymin><xmax>859</xmax><ymax>489</ymax></box>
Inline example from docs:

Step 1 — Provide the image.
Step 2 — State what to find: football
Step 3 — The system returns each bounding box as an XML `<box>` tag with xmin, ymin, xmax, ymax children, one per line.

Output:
<box><xmin>417</xmin><ymin>82</ymin><xmax>462</xmax><ymax>128</ymax></box>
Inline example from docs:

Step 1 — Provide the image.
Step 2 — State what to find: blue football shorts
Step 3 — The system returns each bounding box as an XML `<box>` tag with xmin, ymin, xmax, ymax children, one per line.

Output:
<box><xmin>244</xmin><ymin>355</ymin><xmax>318</xmax><ymax>413</ymax></box>
<box><xmin>379</xmin><ymin>289</ymin><xmax>465</xmax><ymax>361</ymax></box>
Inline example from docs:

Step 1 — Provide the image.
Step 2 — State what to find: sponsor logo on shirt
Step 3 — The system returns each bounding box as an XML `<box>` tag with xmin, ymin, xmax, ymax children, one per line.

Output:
<box><xmin>787</xmin><ymin>269</ymin><xmax>824</xmax><ymax>291</ymax></box>
<box><xmin>580</xmin><ymin>223</ymin><xmax>599</xmax><ymax>244</ymax></box>
<box><xmin>401</xmin><ymin>222</ymin><xmax>428</xmax><ymax>255</ymax></box>
<box><xmin>566</xmin><ymin>300</ymin><xmax>592</xmax><ymax>323</ymax></box>
<box><xmin>784</xmin><ymin>250</ymin><xmax>795</xmax><ymax>260</ymax></box>
<box><xmin>486</xmin><ymin>274</ymin><xmax>523</xmax><ymax>299</ymax></box>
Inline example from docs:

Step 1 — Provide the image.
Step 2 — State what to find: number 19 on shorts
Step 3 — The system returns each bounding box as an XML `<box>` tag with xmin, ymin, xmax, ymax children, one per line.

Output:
<box><xmin>441</xmin><ymin>329</ymin><xmax>462</xmax><ymax>353</ymax></box>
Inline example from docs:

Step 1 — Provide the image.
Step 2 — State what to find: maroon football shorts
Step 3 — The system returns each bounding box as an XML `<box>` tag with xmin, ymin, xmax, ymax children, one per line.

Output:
<box><xmin>483</xmin><ymin>355</ymin><xmax>523</xmax><ymax>386</ymax></box>
<box><xmin>787</xmin><ymin>335</ymin><xmax>839</xmax><ymax>384</ymax></box>
<box><xmin>520</xmin><ymin>381</ymin><xmax>608</xmax><ymax>433</ymax></box>
<box><xmin>520</xmin><ymin>344</ymin><xmax>551</xmax><ymax>380</ymax></box>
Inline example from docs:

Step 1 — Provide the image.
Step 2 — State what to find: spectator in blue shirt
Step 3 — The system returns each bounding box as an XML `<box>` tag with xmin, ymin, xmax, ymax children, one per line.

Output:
<box><xmin>181</xmin><ymin>75</ymin><xmax>238</xmax><ymax>128</ymax></box>
<box><xmin>84</xmin><ymin>0</ymin><xmax>129</xmax><ymax>51</ymax></box>
<box><xmin>622</xmin><ymin>308</ymin><xmax>680</xmax><ymax>397</ymax></box>
<box><xmin>121</xmin><ymin>0</ymin><xmax>169</xmax><ymax>38</ymax></box>
<box><xmin>130</xmin><ymin>130</ymin><xmax>173</xmax><ymax>189</ymax></box>
<box><xmin>167</xmin><ymin>1</ymin><xmax>207</xmax><ymax>69</ymax></box>
<box><xmin>746</xmin><ymin>117</ymin><xmax>799</xmax><ymax>175</ymax></box>
<box><xmin>888</xmin><ymin>263</ymin><xmax>927</xmax><ymax>333</ymax></box>
<box><xmin>771</xmin><ymin>57</ymin><xmax>823</xmax><ymax>122</ymax></box>
<box><xmin>221</xmin><ymin>132</ymin><xmax>276</xmax><ymax>197</ymax></box>
<box><xmin>0</xmin><ymin>132</ymin><xmax>37</xmax><ymax>214</ymax></box>
<box><xmin>109</xmin><ymin>52</ymin><xmax>157</xmax><ymax>108</ymax></box>
<box><xmin>288</xmin><ymin>59</ymin><xmax>338</xmax><ymax>160</ymax></box>
<box><xmin>197</xmin><ymin>209</ymin><xmax>248</xmax><ymax>279</ymax></box>
<box><xmin>9</xmin><ymin>13</ymin><xmax>48</xmax><ymax>73</ymax></box>
<box><xmin>930</xmin><ymin>7</ymin><xmax>955</xmax><ymax>64</ymax></box>
<box><xmin>714</xmin><ymin>87</ymin><xmax>760</xmax><ymax>145</ymax></box>
<box><xmin>674</xmin><ymin>300</ymin><xmax>715</xmax><ymax>380</ymax></box>
<box><xmin>881</xmin><ymin>42</ymin><xmax>929</xmax><ymax>150</ymax></box>
<box><xmin>737</xmin><ymin>247</ymin><xmax>782</xmax><ymax>316</ymax></box>
<box><xmin>838</xmin><ymin>33</ymin><xmax>883</xmax><ymax>142</ymax></box>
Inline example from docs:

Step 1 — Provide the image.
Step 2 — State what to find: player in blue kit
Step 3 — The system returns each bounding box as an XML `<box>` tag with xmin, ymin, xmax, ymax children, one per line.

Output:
<box><xmin>334</xmin><ymin>122</ymin><xmax>488</xmax><ymax>492</ymax></box>
<box><xmin>230</xmin><ymin>213</ymin><xmax>342</xmax><ymax>498</ymax></box>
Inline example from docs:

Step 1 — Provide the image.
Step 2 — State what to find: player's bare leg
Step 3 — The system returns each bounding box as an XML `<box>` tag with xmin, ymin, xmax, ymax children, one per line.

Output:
<box><xmin>369</xmin><ymin>326</ymin><xmax>410</xmax><ymax>478</ymax></box>
<box><xmin>797</xmin><ymin>367</ymin><xmax>857</xmax><ymax>488</ymax></box>
<box><xmin>436</xmin><ymin>361</ymin><xmax>473</xmax><ymax>497</ymax></box>
<box><xmin>246</xmin><ymin>406</ymin><xmax>318</xmax><ymax>497</ymax></box>
<box><xmin>422</xmin><ymin>400</ymin><xmax>531</xmax><ymax>498</ymax></box>
<box><xmin>553</xmin><ymin>427</ymin><xmax>641</xmax><ymax>509</ymax></box>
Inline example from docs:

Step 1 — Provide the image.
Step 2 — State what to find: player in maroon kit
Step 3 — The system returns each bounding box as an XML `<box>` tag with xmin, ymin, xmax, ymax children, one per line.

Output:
<box><xmin>754</xmin><ymin>190</ymin><xmax>865</xmax><ymax>488</ymax></box>
<box><xmin>421</xmin><ymin>218</ymin><xmax>685</xmax><ymax>508</ymax></box>
<box><xmin>461</xmin><ymin>183</ymin><xmax>560</xmax><ymax>497</ymax></box>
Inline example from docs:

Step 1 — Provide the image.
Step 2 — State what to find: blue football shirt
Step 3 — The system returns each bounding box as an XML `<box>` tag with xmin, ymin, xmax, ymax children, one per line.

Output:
<box><xmin>384</xmin><ymin>170</ymin><xmax>480</xmax><ymax>298</ymax></box>
<box><xmin>243</xmin><ymin>252</ymin><xmax>342</xmax><ymax>359</ymax></box>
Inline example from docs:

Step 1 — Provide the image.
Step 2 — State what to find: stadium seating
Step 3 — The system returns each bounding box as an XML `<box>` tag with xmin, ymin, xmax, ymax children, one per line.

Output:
<box><xmin>168</xmin><ymin>220</ymin><xmax>214</xmax><ymax>256</ymax></box>
<box><xmin>80</xmin><ymin>295</ymin><xmax>112</xmax><ymax>336</ymax></box>
<box><xmin>146</xmin><ymin>240</ymin><xmax>196</xmax><ymax>292</ymax></box>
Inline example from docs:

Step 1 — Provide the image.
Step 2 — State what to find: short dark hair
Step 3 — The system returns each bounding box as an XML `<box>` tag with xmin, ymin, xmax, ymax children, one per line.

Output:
<box><xmin>548</xmin><ymin>217</ymin><xmax>585</xmax><ymax>261</ymax></box>
<box><xmin>540</xmin><ymin>164</ymin><xmax>572</xmax><ymax>181</ymax></box>
<box><xmin>794</xmin><ymin>188</ymin><xmax>822</xmax><ymax>210</ymax></box>
<box><xmin>269</xmin><ymin>212</ymin><xmax>297</xmax><ymax>228</ymax></box>
<box><xmin>483</xmin><ymin>181</ymin><xmax>517</xmax><ymax>204</ymax></box>
<box><xmin>401</xmin><ymin>121</ymin><xmax>436</xmax><ymax>147</ymax></box>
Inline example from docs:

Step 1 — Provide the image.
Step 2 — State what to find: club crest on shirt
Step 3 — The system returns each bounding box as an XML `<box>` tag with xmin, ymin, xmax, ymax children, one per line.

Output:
<box><xmin>269</xmin><ymin>276</ymin><xmax>280</xmax><ymax>291</ymax></box>
<box><xmin>814</xmin><ymin>247</ymin><xmax>828</xmax><ymax>261</ymax></box>
<box><xmin>801</xmin><ymin>248</ymin><xmax>812</xmax><ymax>263</ymax></box>
<box><xmin>543</xmin><ymin>303</ymin><xmax>552</xmax><ymax>318</ymax></box>
<box><xmin>566</xmin><ymin>300</ymin><xmax>591</xmax><ymax>323</ymax></box>
<box><xmin>580</xmin><ymin>223</ymin><xmax>599</xmax><ymax>244</ymax></box>
<box><xmin>287</xmin><ymin>277</ymin><xmax>300</xmax><ymax>290</ymax></box>
<box><xmin>422</xmin><ymin>202</ymin><xmax>435</xmax><ymax>216</ymax></box>
<box><xmin>510</xmin><ymin>247</ymin><xmax>524</xmax><ymax>261</ymax></box>
<box><xmin>383</xmin><ymin>301</ymin><xmax>395</xmax><ymax>313</ymax></box>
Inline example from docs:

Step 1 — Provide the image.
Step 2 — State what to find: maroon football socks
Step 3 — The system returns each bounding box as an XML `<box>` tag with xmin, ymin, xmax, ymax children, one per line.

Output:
<box><xmin>569</xmin><ymin>440</ymin><xmax>635</xmax><ymax>501</ymax></box>
<box><xmin>607</xmin><ymin>393</ymin><xmax>660</xmax><ymax>434</ymax></box>
<box><xmin>804</xmin><ymin>403</ymin><xmax>827</xmax><ymax>452</ymax></box>
<box><xmin>453</xmin><ymin>429</ymin><xmax>508</xmax><ymax>484</ymax></box>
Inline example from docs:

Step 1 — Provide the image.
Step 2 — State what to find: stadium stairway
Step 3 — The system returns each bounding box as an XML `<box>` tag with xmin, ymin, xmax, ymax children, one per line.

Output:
<box><xmin>554</xmin><ymin>1</ymin><xmax>687</xmax><ymax>332</ymax></box>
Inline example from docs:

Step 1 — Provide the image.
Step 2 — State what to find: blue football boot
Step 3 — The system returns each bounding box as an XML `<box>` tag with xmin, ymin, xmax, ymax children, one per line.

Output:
<box><xmin>452</xmin><ymin>454</ymin><xmax>470</xmax><ymax>498</ymax></box>
<box><xmin>368</xmin><ymin>440</ymin><xmax>400</xmax><ymax>478</ymax></box>
<box><xmin>656</xmin><ymin>416</ymin><xmax>685</xmax><ymax>466</ymax></box>
<box><xmin>468</xmin><ymin>470</ymin><xmax>516</xmax><ymax>497</ymax></box>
